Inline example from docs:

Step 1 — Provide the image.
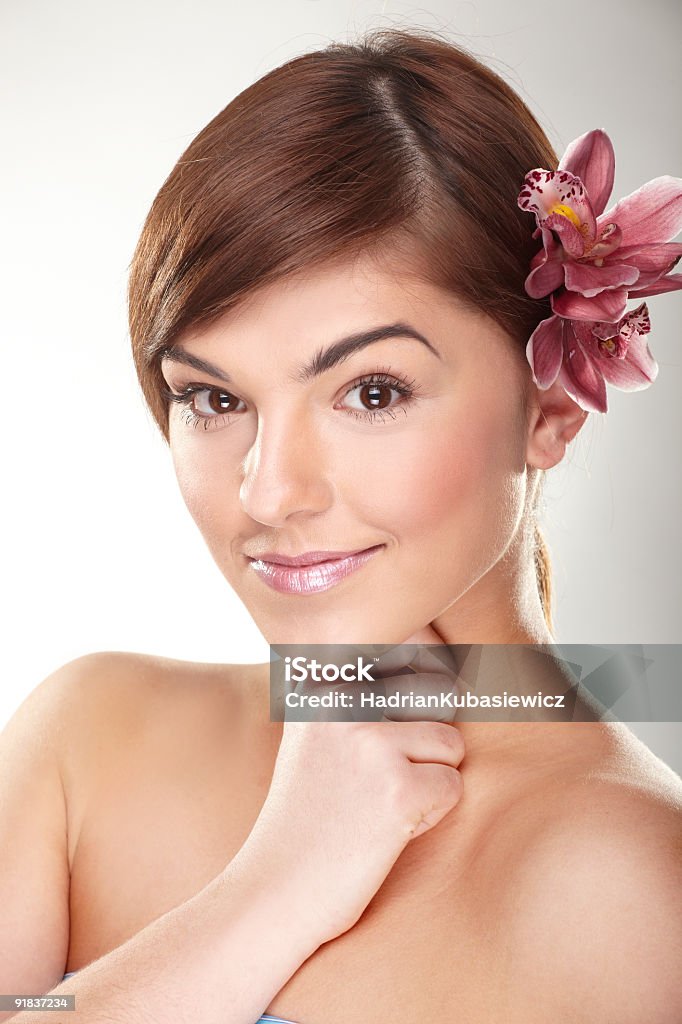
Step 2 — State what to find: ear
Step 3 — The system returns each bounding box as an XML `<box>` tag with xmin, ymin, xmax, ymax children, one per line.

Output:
<box><xmin>525</xmin><ymin>377</ymin><xmax>590</xmax><ymax>470</ymax></box>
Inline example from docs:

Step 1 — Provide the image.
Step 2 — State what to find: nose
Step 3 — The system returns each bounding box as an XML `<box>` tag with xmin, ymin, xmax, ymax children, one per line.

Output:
<box><xmin>239</xmin><ymin>409</ymin><xmax>334</xmax><ymax>526</ymax></box>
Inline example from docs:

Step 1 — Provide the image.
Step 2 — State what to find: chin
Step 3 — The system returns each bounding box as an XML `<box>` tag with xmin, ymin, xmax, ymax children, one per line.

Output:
<box><xmin>254</xmin><ymin>606</ymin><xmax>421</xmax><ymax>648</ymax></box>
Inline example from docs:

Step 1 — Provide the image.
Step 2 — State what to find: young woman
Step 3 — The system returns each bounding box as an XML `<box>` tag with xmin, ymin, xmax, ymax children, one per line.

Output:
<box><xmin>2</xmin><ymin>27</ymin><xmax>681</xmax><ymax>1024</ymax></box>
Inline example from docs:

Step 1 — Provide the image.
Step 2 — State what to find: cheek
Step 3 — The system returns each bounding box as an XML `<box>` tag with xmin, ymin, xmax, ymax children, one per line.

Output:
<box><xmin>169</xmin><ymin>433</ymin><xmax>229</xmax><ymax>539</ymax></box>
<box><xmin>367</xmin><ymin>399</ymin><xmax>526</xmax><ymax>556</ymax></box>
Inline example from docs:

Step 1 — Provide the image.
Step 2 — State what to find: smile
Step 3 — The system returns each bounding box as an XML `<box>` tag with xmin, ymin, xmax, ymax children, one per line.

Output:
<box><xmin>247</xmin><ymin>544</ymin><xmax>385</xmax><ymax>595</ymax></box>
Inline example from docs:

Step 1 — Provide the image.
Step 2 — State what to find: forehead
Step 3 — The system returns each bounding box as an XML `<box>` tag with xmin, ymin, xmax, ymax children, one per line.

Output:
<box><xmin>162</xmin><ymin>251</ymin><xmax>521</xmax><ymax>386</ymax></box>
<box><xmin>182</xmin><ymin>255</ymin><xmax>452</xmax><ymax>342</ymax></box>
<box><xmin>177</xmin><ymin>254</ymin><xmax>469</xmax><ymax>339</ymax></box>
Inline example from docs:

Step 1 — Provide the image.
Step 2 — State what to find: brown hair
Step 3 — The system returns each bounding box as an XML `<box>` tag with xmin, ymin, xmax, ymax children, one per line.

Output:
<box><xmin>127</xmin><ymin>27</ymin><xmax>558</xmax><ymax>634</ymax></box>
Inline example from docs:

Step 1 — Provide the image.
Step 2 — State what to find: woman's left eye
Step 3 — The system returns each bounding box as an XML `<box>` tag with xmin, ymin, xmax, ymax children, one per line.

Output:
<box><xmin>339</xmin><ymin>372</ymin><xmax>419</xmax><ymax>423</ymax></box>
<box><xmin>161</xmin><ymin>370</ymin><xmax>419</xmax><ymax>431</ymax></box>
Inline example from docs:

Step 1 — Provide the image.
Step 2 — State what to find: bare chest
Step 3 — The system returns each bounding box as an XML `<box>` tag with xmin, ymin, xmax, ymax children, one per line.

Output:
<box><xmin>63</xmin><ymin>674</ymin><xmax>510</xmax><ymax>1021</ymax></box>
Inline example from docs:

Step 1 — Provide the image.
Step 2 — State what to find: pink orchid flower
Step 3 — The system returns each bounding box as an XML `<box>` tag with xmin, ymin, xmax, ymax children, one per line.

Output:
<box><xmin>527</xmin><ymin>302</ymin><xmax>655</xmax><ymax>414</ymax></box>
<box><xmin>517</xmin><ymin>128</ymin><xmax>682</xmax><ymax>412</ymax></box>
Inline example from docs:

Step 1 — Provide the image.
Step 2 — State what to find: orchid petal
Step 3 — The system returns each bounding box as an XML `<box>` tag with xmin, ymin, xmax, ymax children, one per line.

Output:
<box><xmin>526</xmin><ymin>315</ymin><xmax>564</xmax><ymax>388</ymax></box>
<box><xmin>558</xmin><ymin>129</ymin><xmax>616</xmax><ymax>218</ymax></box>
<box><xmin>564</xmin><ymin>261</ymin><xmax>640</xmax><ymax>296</ymax></box>
<box><xmin>544</xmin><ymin>212</ymin><xmax>586</xmax><ymax>258</ymax></box>
<box><xmin>596</xmin><ymin>333</ymin><xmax>658</xmax><ymax>390</ymax></box>
<box><xmin>552</xmin><ymin>287</ymin><xmax>628</xmax><ymax>322</ymax></box>
<box><xmin>611</xmin><ymin>242</ymin><xmax>682</xmax><ymax>287</ymax></box>
<box><xmin>556</xmin><ymin>327</ymin><xmax>608</xmax><ymax>413</ymax></box>
<box><xmin>615</xmin><ymin>241</ymin><xmax>682</xmax><ymax>267</ymax></box>
<box><xmin>627</xmin><ymin>267</ymin><xmax>680</xmax><ymax>290</ymax></box>
<box><xmin>588</xmin><ymin>222</ymin><xmax>623</xmax><ymax>259</ymax></box>
<box><xmin>529</xmin><ymin>226</ymin><xmax>563</xmax><ymax>271</ymax></box>
<box><xmin>518</xmin><ymin>169</ymin><xmax>597</xmax><ymax>241</ymax></box>
<box><xmin>525</xmin><ymin>257</ymin><xmax>566</xmax><ymax>298</ymax></box>
<box><xmin>598</xmin><ymin>175</ymin><xmax>682</xmax><ymax>246</ymax></box>
<box><xmin>585</xmin><ymin>303</ymin><xmax>655</xmax><ymax>391</ymax></box>
<box><xmin>529</xmin><ymin>247</ymin><xmax>545</xmax><ymax>272</ymax></box>
<box><xmin>589</xmin><ymin>305</ymin><xmax>658</xmax><ymax>390</ymax></box>
<box><xmin>629</xmin><ymin>272</ymin><xmax>682</xmax><ymax>298</ymax></box>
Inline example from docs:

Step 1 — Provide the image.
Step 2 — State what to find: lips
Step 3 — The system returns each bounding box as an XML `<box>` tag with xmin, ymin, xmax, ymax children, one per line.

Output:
<box><xmin>247</xmin><ymin>546</ymin><xmax>383</xmax><ymax>567</ymax></box>
<box><xmin>246</xmin><ymin>545</ymin><xmax>385</xmax><ymax>595</ymax></box>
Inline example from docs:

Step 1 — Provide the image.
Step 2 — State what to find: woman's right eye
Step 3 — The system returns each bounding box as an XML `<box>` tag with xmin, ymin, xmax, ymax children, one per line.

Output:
<box><xmin>161</xmin><ymin>366</ymin><xmax>420</xmax><ymax>432</ymax></box>
<box><xmin>161</xmin><ymin>384</ymin><xmax>244</xmax><ymax>430</ymax></box>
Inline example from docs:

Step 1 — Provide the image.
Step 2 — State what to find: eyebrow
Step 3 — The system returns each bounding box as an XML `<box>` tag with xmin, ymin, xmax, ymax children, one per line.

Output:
<box><xmin>160</xmin><ymin>322</ymin><xmax>441</xmax><ymax>386</ymax></box>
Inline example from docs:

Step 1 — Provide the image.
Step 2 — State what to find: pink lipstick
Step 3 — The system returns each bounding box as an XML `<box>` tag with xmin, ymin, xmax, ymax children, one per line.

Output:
<box><xmin>247</xmin><ymin>544</ymin><xmax>384</xmax><ymax>594</ymax></box>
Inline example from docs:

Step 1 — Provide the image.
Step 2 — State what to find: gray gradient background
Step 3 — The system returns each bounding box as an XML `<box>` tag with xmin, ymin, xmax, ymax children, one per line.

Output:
<box><xmin>2</xmin><ymin>0</ymin><xmax>680</xmax><ymax>774</ymax></box>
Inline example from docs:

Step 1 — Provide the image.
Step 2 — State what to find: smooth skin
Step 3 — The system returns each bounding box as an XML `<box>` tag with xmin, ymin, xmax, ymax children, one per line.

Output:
<box><xmin>161</xmin><ymin>249</ymin><xmax>681</xmax><ymax>1018</ymax></box>
<box><xmin>165</xmin><ymin>251</ymin><xmax>575</xmax><ymax>651</ymax></box>
<box><xmin>2</xmin><ymin>252</ymin><xmax>681</xmax><ymax>1022</ymax></box>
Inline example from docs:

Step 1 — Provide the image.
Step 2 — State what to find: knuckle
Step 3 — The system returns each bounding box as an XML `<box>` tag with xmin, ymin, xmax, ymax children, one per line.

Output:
<box><xmin>446</xmin><ymin>766</ymin><xmax>464</xmax><ymax>802</ymax></box>
<box><xmin>383</xmin><ymin>767</ymin><xmax>413</xmax><ymax>809</ymax></box>
<box><xmin>348</xmin><ymin>723</ymin><xmax>394</xmax><ymax>766</ymax></box>
<box><xmin>431</xmin><ymin>721</ymin><xmax>466</xmax><ymax>760</ymax></box>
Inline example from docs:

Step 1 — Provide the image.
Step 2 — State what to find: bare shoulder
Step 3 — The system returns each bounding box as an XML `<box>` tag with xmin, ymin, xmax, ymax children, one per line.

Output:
<box><xmin>45</xmin><ymin>648</ymin><xmax>247</xmax><ymax>711</ymax></box>
<box><xmin>33</xmin><ymin>650</ymin><xmax>250</xmax><ymax>799</ymax></box>
<box><xmin>47</xmin><ymin>649</ymin><xmax>252</xmax><ymax>747</ymax></box>
<box><xmin>36</xmin><ymin>651</ymin><xmax>257</xmax><ymax>862</ymax></box>
<box><xmin>493</xmin><ymin>725</ymin><xmax>682</xmax><ymax>1023</ymax></box>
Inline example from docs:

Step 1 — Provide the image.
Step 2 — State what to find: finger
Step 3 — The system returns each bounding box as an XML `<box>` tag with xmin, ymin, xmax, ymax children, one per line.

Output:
<box><xmin>376</xmin><ymin>671</ymin><xmax>460</xmax><ymax>722</ymax></box>
<box><xmin>403</xmin><ymin>624</ymin><xmax>447</xmax><ymax>645</ymax></box>
<box><xmin>404</xmin><ymin>645</ymin><xmax>458</xmax><ymax>677</ymax></box>
<box><xmin>372</xmin><ymin>644</ymin><xmax>458</xmax><ymax>684</ymax></box>
<box><xmin>404</xmin><ymin>722</ymin><xmax>466</xmax><ymax>767</ymax></box>
<box><xmin>371</xmin><ymin>622</ymin><xmax>459</xmax><ymax>679</ymax></box>
<box><xmin>364</xmin><ymin>625</ymin><xmax>446</xmax><ymax>675</ymax></box>
<box><xmin>407</xmin><ymin>764</ymin><xmax>464</xmax><ymax>836</ymax></box>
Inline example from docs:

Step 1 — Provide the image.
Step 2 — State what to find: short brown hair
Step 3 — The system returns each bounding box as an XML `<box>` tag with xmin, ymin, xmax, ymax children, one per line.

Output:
<box><xmin>127</xmin><ymin>27</ymin><xmax>558</xmax><ymax>633</ymax></box>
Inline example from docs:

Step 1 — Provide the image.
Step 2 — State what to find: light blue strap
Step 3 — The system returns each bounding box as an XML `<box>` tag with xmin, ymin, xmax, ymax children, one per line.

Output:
<box><xmin>63</xmin><ymin>975</ymin><xmax>298</xmax><ymax>1023</ymax></box>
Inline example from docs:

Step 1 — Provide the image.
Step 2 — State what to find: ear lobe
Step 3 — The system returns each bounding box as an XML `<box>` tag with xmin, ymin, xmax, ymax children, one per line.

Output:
<box><xmin>526</xmin><ymin>378</ymin><xmax>590</xmax><ymax>470</ymax></box>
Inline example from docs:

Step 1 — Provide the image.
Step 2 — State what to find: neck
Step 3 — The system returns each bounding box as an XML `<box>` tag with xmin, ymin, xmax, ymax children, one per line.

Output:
<box><xmin>263</xmin><ymin>639</ymin><xmax>603</xmax><ymax>762</ymax></box>
<box><xmin>433</xmin><ymin>640</ymin><xmax>607</xmax><ymax>769</ymax></box>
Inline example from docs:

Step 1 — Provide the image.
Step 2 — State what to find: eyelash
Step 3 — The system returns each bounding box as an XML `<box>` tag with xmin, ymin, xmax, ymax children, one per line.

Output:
<box><xmin>160</xmin><ymin>367</ymin><xmax>420</xmax><ymax>431</ymax></box>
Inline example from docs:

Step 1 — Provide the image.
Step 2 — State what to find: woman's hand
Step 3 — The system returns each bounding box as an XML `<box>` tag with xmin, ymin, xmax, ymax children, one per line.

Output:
<box><xmin>240</xmin><ymin>621</ymin><xmax>464</xmax><ymax>945</ymax></box>
<box><xmin>401</xmin><ymin>622</ymin><xmax>449</xmax><ymax>646</ymax></box>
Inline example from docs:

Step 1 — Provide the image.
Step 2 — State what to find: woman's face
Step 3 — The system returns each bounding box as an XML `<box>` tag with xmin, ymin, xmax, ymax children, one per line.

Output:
<box><xmin>162</xmin><ymin>254</ymin><xmax>543</xmax><ymax>646</ymax></box>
